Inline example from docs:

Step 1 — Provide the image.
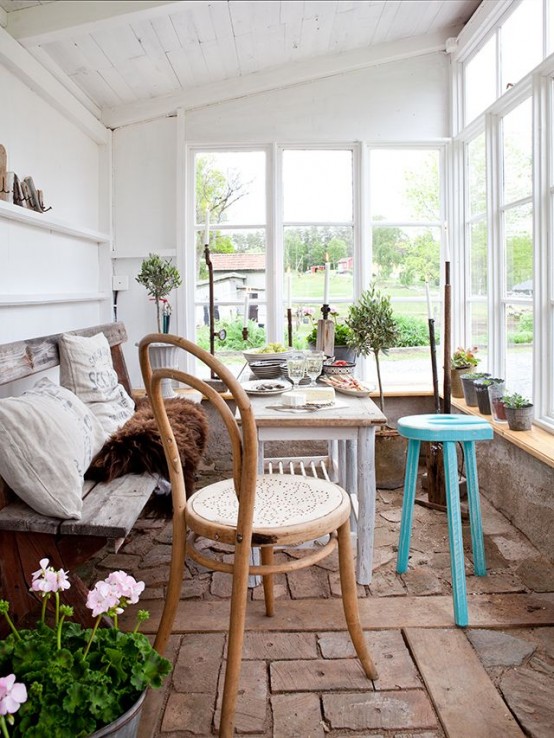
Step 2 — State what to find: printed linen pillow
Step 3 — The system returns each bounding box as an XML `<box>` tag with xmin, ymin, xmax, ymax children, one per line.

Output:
<box><xmin>0</xmin><ymin>378</ymin><xmax>106</xmax><ymax>519</ymax></box>
<box><xmin>59</xmin><ymin>332</ymin><xmax>135</xmax><ymax>436</ymax></box>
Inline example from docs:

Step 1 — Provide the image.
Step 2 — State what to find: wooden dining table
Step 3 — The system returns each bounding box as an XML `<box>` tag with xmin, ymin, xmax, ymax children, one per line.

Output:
<box><xmin>246</xmin><ymin>392</ymin><xmax>386</xmax><ymax>584</ymax></box>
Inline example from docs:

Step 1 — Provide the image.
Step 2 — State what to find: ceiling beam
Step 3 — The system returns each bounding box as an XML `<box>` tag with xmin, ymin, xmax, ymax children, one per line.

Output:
<box><xmin>7</xmin><ymin>0</ymin><xmax>206</xmax><ymax>47</ymax></box>
<box><xmin>102</xmin><ymin>26</ymin><xmax>462</xmax><ymax>129</ymax></box>
<box><xmin>0</xmin><ymin>25</ymin><xmax>107</xmax><ymax>144</ymax></box>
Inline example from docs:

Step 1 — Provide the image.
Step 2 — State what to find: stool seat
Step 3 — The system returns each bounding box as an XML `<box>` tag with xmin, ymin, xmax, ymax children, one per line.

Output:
<box><xmin>396</xmin><ymin>413</ymin><xmax>493</xmax><ymax>627</ymax></box>
<box><xmin>398</xmin><ymin>414</ymin><xmax>493</xmax><ymax>442</ymax></box>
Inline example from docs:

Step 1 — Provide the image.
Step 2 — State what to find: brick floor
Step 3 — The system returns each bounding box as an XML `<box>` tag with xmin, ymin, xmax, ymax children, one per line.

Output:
<box><xmin>84</xmin><ymin>480</ymin><xmax>554</xmax><ymax>738</ymax></box>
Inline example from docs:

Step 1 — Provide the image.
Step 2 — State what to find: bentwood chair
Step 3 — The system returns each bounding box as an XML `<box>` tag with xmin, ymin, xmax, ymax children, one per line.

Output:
<box><xmin>139</xmin><ymin>334</ymin><xmax>378</xmax><ymax>738</ymax></box>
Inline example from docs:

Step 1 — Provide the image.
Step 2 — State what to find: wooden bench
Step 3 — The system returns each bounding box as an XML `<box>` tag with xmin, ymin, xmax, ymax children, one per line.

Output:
<box><xmin>0</xmin><ymin>322</ymin><xmax>158</xmax><ymax>629</ymax></box>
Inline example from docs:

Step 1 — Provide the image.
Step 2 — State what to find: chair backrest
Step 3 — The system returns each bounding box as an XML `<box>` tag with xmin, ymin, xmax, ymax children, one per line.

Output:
<box><xmin>138</xmin><ymin>334</ymin><xmax>259</xmax><ymax>529</ymax></box>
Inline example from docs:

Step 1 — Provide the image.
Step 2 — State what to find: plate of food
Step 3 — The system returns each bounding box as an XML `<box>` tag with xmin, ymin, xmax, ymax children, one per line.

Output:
<box><xmin>241</xmin><ymin>379</ymin><xmax>292</xmax><ymax>395</ymax></box>
<box><xmin>320</xmin><ymin>375</ymin><xmax>375</xmax><ymax>397</ymax></box>
<box><xmin>243</xmin><ymin>343</ymin><xmax>292</xmax><ymax>365</ymax></box>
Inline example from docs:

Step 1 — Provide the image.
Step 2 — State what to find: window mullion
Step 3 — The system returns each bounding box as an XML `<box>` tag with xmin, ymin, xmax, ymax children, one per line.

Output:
<box><xmin>487</xmin><ymin>111</ymin><xmax>505</xmax><ymax>376</ymax></box>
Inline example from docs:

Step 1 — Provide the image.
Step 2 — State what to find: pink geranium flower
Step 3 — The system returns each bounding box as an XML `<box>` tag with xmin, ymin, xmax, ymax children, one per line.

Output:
<box><xmin>0</xmin><ymin>674</ymin><xmax>27</xmax><ymax>716</ymax></box>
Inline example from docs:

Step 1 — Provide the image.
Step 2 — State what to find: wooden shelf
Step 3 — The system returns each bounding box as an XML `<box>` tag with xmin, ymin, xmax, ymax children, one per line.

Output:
<box><xmin>451</xmin><ymin>396</ymin><xmax>554</xmax><ymax>469</ymax></box>
<box><xmin>0</xmin><ymin>199</ymin><xmax>110</xmax><ymax>244</ymax></box>
<box><xmin>0</xmin><ymin>293</ymin><xmax>108</xmax><ymax>306</ymax></box>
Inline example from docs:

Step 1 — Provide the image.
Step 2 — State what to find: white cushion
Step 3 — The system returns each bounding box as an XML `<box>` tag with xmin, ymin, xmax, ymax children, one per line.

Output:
<box><xmin>59</xmin><ymin>332</ymin><xmax>135</xmax><ymax>436</ymax></box>
<box><xmin>0</xmin><ymin>378</ymin><xmax>106</xmax><ymax>519</ymax></box>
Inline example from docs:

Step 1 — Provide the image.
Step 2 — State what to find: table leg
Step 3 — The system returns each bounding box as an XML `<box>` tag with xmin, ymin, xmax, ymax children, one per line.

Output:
<box><xmin>328</xmin><ymin>440</ymin><xmax>339</xmax><ymax>482</ymax></box>
<box><xmin>345</xmin><ymin>440</ymin><xmax>358</xmax><ymax>531</ymax></box>
<box><xmin>355</xmin><ymin>426</ymin><xmax>376</xmax><ymax>585</ymax></box>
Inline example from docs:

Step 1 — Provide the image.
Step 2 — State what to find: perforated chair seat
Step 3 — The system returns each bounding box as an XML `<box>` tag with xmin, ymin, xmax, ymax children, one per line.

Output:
<box><xmin>188</xmin><ymin>474</ymin><xmax>351</xmax><ymax>545</ymax></box>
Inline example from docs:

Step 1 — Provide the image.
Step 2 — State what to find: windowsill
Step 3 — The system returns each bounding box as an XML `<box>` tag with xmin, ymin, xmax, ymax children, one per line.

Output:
<box><xmin>450</xmin><ymin>396</ymin><xmax>554</xmax><ymax>469</ymax></box>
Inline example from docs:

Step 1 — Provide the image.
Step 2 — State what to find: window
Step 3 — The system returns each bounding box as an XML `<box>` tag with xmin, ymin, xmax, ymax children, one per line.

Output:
<box><xmin>368</xmin><ymin>148</ymin><xmax>442</xmax><ymax>388</ymax></box>
<box><xmin>456</xmin><ymin>1</ymin><xmax>554</xmax><ymax>430</ymax></box>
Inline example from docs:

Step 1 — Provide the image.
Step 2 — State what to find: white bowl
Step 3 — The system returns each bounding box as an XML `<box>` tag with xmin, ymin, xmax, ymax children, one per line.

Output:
<box><xmin>243</xmin><ymin>349</ymin><xmax>292</xmax><ymax>365</ymax></box>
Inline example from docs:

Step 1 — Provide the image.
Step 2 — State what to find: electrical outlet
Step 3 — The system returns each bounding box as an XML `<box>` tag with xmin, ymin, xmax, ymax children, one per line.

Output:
<box><xmin>112</xmin><ymin>275</ymin><xmax>129</xmax><ymax>291</ymax></box>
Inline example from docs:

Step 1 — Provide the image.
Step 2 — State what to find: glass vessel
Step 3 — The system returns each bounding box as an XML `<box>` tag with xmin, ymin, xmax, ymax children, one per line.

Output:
<box><xmin>304</xmin><ymin>351</ymin><xmax>324</xmax><ymax>387</ymax></box>
<box><xmin>286</xmin><ymin>353</ymin><xmax>307</xmax><ymax>390</ymax></box>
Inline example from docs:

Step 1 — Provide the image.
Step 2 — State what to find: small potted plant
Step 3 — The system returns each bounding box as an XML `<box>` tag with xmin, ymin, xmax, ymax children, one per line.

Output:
<box><xmin>345</xmin><ymin>283</ymin><xmax>405</xmax><ymax>488</ymax></box>
<box><xmin>502</xmin><ymin>392</ymin><xmax>534</xmax><ymax>431</ymax></box>
<box><xmin>473</xmin><ymin>377</ymin><xmax>504</xmax><ymax>415</ymax></box>
<box><xmin>136</xmin><ymin>253</ymin><xmax>182</xmax><ymax>333</ymax></box>
<box><xmin>0</xmin><ymin>559</ymin><xmax>171</xmax><ymax>738</ymax></box>
<box><xmin>451</xmin><ymin>346</ymin><xmax>480</xmax><ymax>397</ymax></box>
<box><xmin>460</xmin><ymin>371</ymin><xmax>491</xmax><ymax>407</ymax></box>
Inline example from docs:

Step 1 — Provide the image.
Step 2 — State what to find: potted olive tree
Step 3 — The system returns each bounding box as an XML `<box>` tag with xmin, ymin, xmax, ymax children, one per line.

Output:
<box><xmin>136</xmin><ymin>254</ymin><xmax>182</xmax><ymax>397</ymax></box>
<box><xmin>345</xmin><ymin>282</ymin><xmax>406</xmax><ymax>489</ymax></box>
<box><xmin>136</xmin><ymin>253</ymin><xmax>182</xmax><ymax>333</ymax></box>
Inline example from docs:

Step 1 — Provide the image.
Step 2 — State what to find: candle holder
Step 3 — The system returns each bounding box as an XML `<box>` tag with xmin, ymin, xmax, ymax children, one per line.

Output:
<box><xmin>321</xmin><ymin>303</ymin><xmax>331</xmax><ymax>320</ymax></box>
<box><xmin>204</xmin><ymin>244</ymin><xmax>227</xmax><ymax>388</ymax></box>
<box><xmin>242</xmin><ymin>326</ymin><xmax>249</xmax><ymax>342</ymax></box>
<box><xmin>286</xmin><ymin>308</ymin><xmax>293</xmax><ymax>347</ymax></box>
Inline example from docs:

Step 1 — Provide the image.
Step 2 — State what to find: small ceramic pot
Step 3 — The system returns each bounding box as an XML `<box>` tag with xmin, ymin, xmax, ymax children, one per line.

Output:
<box><xmin>505</xmin><ymin>405</ymin><xmax>534</xmax><ymax>431</ymax></box>
<box><xmin>460</xmin><ymin>373</ymin><xmax>490</xmax><ymax>407</ymax></box>
<box><xmin>474</xmin><ymin>378</ymin><xmax>504</xmax><ymax>415</ymax></box>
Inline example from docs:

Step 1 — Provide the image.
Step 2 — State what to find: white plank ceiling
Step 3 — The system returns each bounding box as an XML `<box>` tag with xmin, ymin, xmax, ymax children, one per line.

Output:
<box><xmin>0</xmin><ymin>1</ymin><xmax>482</xmax><ymax>126</ymax></box>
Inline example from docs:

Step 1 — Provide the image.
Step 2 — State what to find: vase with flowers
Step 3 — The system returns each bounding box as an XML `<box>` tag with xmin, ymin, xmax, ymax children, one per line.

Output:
<box><xmin>451</xmin><ymin>346</ymin><xmax>480</xmax><ymax>397</ymax></box>
<box><xmin>0</xmin><ymin>559</ymin><xmax>171</xmax><ymax>738</ymax></box>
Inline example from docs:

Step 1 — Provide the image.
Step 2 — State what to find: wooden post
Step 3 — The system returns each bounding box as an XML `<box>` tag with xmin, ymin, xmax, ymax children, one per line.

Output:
<box><xmin>287</xmin><ymin>308</ymin><xmax>293</xmax><ymax>348</ymax></box>
<box><xmin>316</xmin><ymin>319</ymin><xmax>335</xmax><ymax>357</ymax></box>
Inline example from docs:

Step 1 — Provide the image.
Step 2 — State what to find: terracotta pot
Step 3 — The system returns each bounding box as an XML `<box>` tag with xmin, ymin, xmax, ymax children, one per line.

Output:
<box><xmin>451</xmin><ymin>367</ymin><xmax>468</xmax><ymax>398</ymax></box>
<box><xmin>375</xmin><ymin>428</ymin><xmax>408</xmax><ymax>489</ymax></box>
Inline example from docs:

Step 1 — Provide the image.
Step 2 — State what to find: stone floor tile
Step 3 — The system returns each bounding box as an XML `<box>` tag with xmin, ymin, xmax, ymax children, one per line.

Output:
<box><xmin>241</xmin><ymin>632</ymin><xmax>318</xmax><ymax>661</ymax></box>
<box><xmin>288</xmin><ymin>565</ymin><xmax>331</xmax><ymax>599</ymax></box>
<box><xmin>215</xmin><ymin>661</ymin><xmax>269</xmax><ymax>734</ymax></box>
<box><xmin>161</xmin><ymin>692</ymin><xmax>215</xmax><ymax>734</ymax></box>
<box><xmin>271</xmin><ymin>692</ymin><xmax>325</xmax><ymax>738</ymax></box>
<box><xmin>173</xmin><ymin>633</ymin><xmax>225</xmax><ymax>693</ymax></box>
<box><xmin>181</xmin><ymin>576</ymin><xmax>211</xmax><ymax>599</ymax></box>
<box><xmin>135</xmin><ymin>566</ymin><xmax>170</xmax><ymax>588</ymax></box>
<box><xmin>492</xmin><ymin>535</ymin><xmax>542</xmax><ymax>562</ymax></box>
<box><xmin>322</xmin><ymin>690</ymin><xmax>438</xmax><ymax>731</ymax></box>
<box><xmin>328</xmin><ymin>570</ymin><xmax>367</xmax><ymax>598</ymax></box>
<box><xmin>516</xmin><ymin>559</ymin><xmax>554</xmax><ymax>592</ymax></box>
<box><xmin>271</xmin><ymin>658</ymin><xmax>372</xmax><ymax>692</ymax></box>
<box><xmin>465</xmin><ymin>572</ymin><xmax>525</xmax><ymax>595</ymax></box>
<box><xmin>210</xmin><ymin>571</ymin><xmax>233</xmax><ymax>598</ymax></box>
<box><xmin>467</xmin><ymin>629</ymin><xmax>536</xmax><ymax>667</ymax></box>
<box><xmin>317</xmin><ymin>631</ymin><xmax>421</xmax><ymax>690</ymax></box>
<box><xmin>97</xmin><ymin>552</ymin><xmax>141</xmax><ymax>570</ymax></box>
<box><xmin>141</xmin><ymin>543</ymin><xmax>173</xmax><ymax>569</ymax></box>
<box><xmin>400</xmin><ymin>567</ymin><xmax>444</xmax><ymax>596</ymax></box>
<box><xmin>500</xmin><ymin>664</ymin><xmax>554</xmax><ymax>738</ymax></box>
<box><xmin>368</xmin><ymin>568</ymin><xmax>406</xmax><ymax>597</ymax></box>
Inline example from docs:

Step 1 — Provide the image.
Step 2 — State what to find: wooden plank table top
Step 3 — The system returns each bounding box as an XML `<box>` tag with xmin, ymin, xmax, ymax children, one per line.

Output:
<box><xmin>247</xmin><ymin>392</ymin><xmax>385</xmax><ymax>427</ymax></box>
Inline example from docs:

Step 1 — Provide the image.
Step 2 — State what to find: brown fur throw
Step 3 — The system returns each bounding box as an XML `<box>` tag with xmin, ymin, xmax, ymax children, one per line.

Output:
<box><xmin>85</xmin><ymin>397</ymin><xmax>209</xmax><ymax>498</ymax></box>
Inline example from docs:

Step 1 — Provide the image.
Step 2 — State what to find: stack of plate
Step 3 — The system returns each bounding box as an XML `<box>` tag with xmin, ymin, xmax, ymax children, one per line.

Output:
<box><xmin>243</xmin><ymin>349</ymin><xmax>292</xmax><ymax>365</ymax></box>
<box><xmin>249</xmin><ymin>360</ymin><xmax>283</xmax><ymax>379</ymax></box>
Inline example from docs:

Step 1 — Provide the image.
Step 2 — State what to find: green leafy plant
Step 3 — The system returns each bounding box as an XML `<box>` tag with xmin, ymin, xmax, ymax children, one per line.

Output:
<box><xmin>393</xmin><ymin>314</ymin><xmax>435</xmax><ymax>347</ymax></box>
<box><xmin>0</xmin><ymin>559</ymin><xmax>171</xmax><ymax>737</ymax></box>
<box><xmin>502</xmin><ymin>392</ymin><xmax>532</xmax><ymax>409</ymax></box>
<box><xmin>136</xmin><ymin>254</ymin><xmax>182</xmax><ymax>332</ymax></box>
<box><xmin>451</xmin><ymin>346</ymin><xmax>480</xmax><ymax>369</ymax></box>
<box><xmin>306</xmin><ymin>322</ymin><xmax>353</xmax><ymax>347</ymax></box>
<box><xmin>345</xmin><ymin>282</ymin><xmax>399</xmax><ymax>413</ymax></box>
<box><xmin>460</xmin><ymin>371</ymin><xmax>489</xmax><ymax>380</ymax></box>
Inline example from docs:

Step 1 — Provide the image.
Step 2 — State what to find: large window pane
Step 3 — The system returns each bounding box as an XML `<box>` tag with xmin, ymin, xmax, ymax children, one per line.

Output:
<box><xmin>283</xmin><ymin>150</ymin><xmax>352</xmax><ymax>222</ymax></box>
<box><xmin>370</xmin><ymin>150</ymin><xmax>440</xmax><ymax>222</ymax></box>
<box><xmin>501</xmin><ymin>0</ymin><xmax>543</xmax><ymax>90</ymax></box>
<box><xmin>465</xmin><ymin>35</ymin><xmax>496</xmax><ymax>124</ymax></box>
<box><xmin>505</xmin><ymin>204</ymin><xmax>533</xmax><ymax>295</ymax></box>
<box><xmin>470</xmin><ymin>220</ymin><xmax>488</xmax><ymax>296</ymax></box>
<box><xmin>371</xmin><ymin>225</ymin><xmax>441</xmax><ymax>292</ymax></box>
<box><xmin>505</xmin><ymin>305</ymin><xmax>533</xmax><ymax>397</ymax></box>
<box><xmin>503</xmin><ymin>100</ymin><xmax>532</xmax><ymax>204</ymax></box>
<box><xmin>470</xmin><ymin>303</ymin><xmax>489</xmax><ymax>363</ymax></box>
<box><xmin>194</xmin><ymin>151</ymin><xmax>267</xmax><ymax>372</ymax></box>
<box><xmin>467</xmin><ymin>133</ymin><xmax>486</xmax><ymax>216</ymax></box>
<box><xmin>284</xmin><ymin>225</ymin><xmax>353</xmax><ymax>306</ymax></box>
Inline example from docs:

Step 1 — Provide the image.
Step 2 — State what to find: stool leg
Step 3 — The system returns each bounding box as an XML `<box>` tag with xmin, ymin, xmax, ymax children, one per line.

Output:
<box><xmin>396</xmin><ymin>439</ymin><xmax>420</xmax><ymax>574</ymax></box>
<box><xmin>443</xmin><ymin>441</ymin><xmax>468</xmax><ymax>627</ymax></box>
<box><xmin>462</xmin><ymin>441</ymin><xmax>486</xmax><ymax>577</ymax></box>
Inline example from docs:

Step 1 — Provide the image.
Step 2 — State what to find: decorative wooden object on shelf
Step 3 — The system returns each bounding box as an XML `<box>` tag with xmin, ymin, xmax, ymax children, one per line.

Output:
<box><xmin>316</xmin><ymin>304</ymin><xmax>335</xmax><ymax>356</ymax></box>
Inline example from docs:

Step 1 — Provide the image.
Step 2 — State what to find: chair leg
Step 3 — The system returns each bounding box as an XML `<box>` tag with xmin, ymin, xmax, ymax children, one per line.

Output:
<box><xmin>337</xmin><ymin>522</ymin><xmax>379</xmax><ymax>680</ymax></box>
<box><xmin>443</xmin><ymin>441</ymin><xmax>469</xmax><ymax>628</ymax></box>
<box><xmin>219</xmin><ymin>541</ymin><xmax>251</xmax><ymax>738</ymax></box>
<box><xmin>261</xmin><ymin>546</ymin><xmax>275</xmax><ymax>617</ymax></box>
<box><xmin>396</xmin><ymin>439</ymin><xmax>421</xmax><ymax>574</ymax></box>
<box><xmin>462</xmin><ymin>441</ymin><xmax>486</xmax><ymax>576</ymax></box>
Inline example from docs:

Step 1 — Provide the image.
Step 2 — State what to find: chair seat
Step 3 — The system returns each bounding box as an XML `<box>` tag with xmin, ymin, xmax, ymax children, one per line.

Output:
<box><xmin>188</xmin><ymin>474</ymin><xmax>350</xmax><ymax>544</ymax></box>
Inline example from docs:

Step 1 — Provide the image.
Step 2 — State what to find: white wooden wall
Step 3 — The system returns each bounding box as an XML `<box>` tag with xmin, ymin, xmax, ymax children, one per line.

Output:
<box><xmin>0</xmin><ymin>62</ymin><xmax>109</xmax><ymax>398</ymax></box>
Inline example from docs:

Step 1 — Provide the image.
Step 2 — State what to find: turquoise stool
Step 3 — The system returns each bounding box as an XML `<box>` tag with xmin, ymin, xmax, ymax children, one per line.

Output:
<box><xmin>396</xmin><ymin>414</ymin><xmax>493</xmax><ymax>627</ymax></box>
